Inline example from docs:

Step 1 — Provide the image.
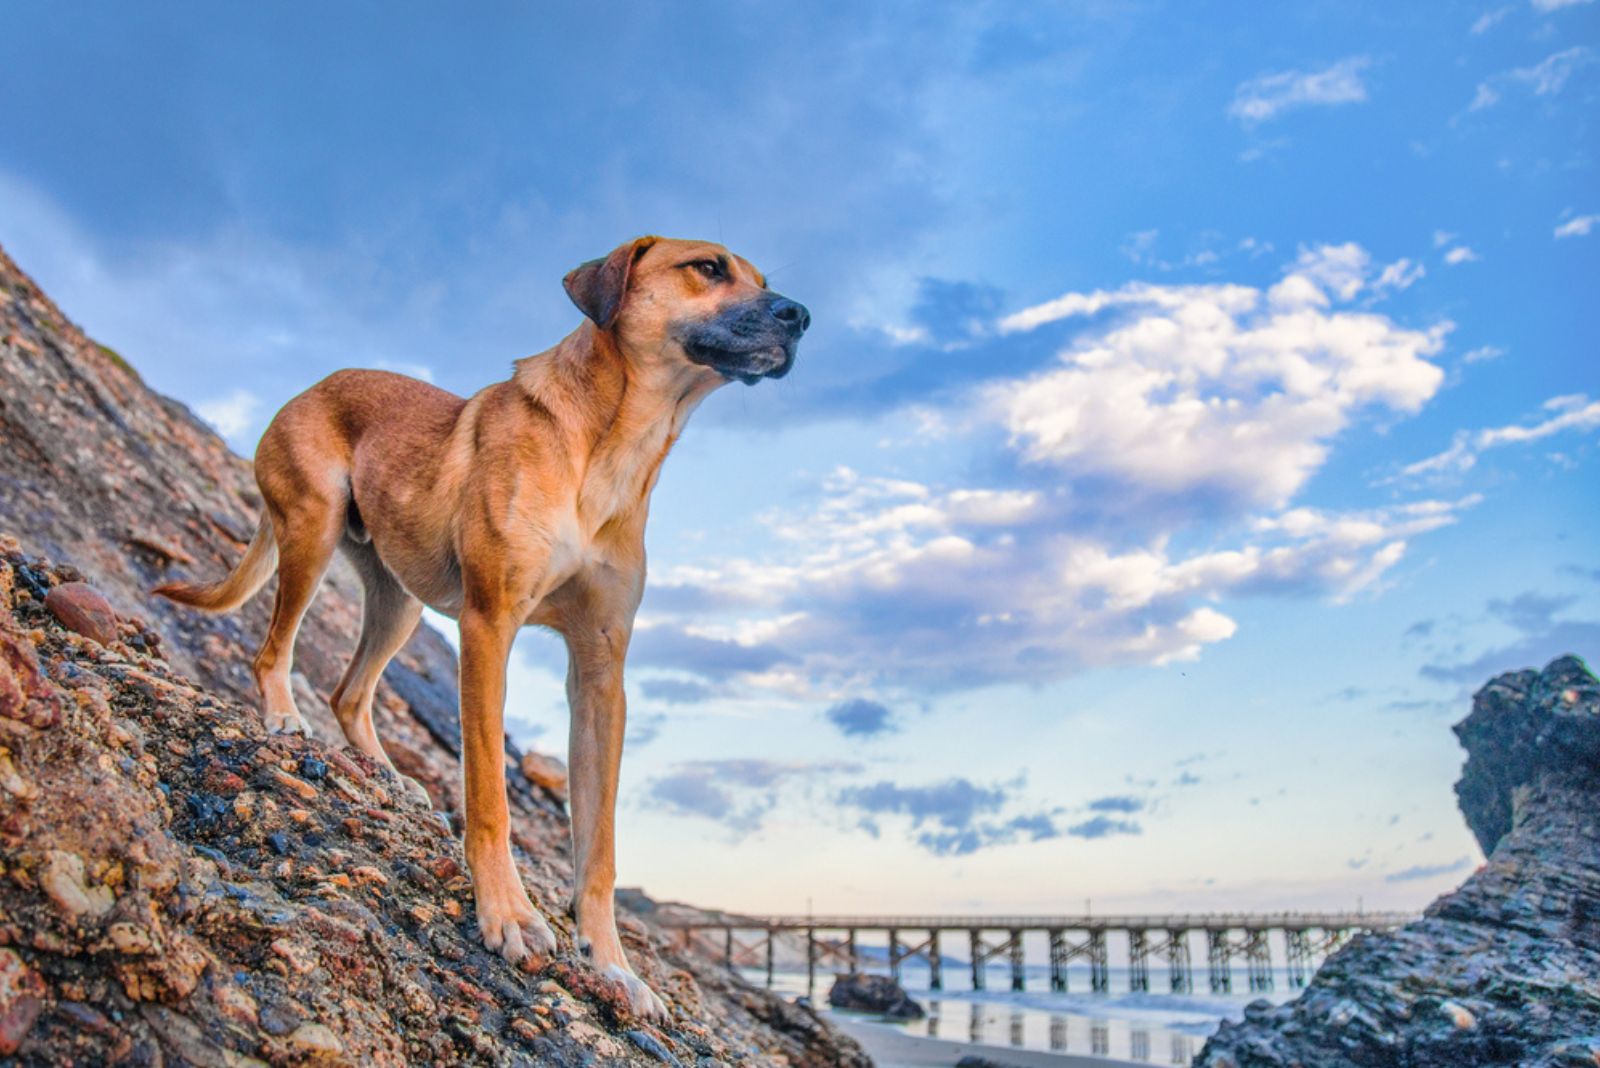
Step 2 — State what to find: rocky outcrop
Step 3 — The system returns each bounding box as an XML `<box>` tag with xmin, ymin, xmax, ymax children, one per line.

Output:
<box><xmin>0</xmin><ymin>245</ymin><xmax>870</xmax><ymax>1065</ymax></box>
<box><xmin>0</xmin><ymin>243</ymin><xmax>491</xmax><ymax>817</ymax></box>
<box><xmin>827</xmin><ymin>974</ymin><xmax>925</xmax><ymax>1020</ymax></box>
<box><xmin>1197</xmin><ymin>655</ymin><xmax>1600</xmax><ymax>1068</ymax></box>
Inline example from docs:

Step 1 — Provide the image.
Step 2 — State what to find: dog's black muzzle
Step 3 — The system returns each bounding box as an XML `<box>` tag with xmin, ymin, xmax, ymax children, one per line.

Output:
<box><xmin>677</xmin><ymin>295</ymin><xmax>810</xmax><ymax>385</ymax></box>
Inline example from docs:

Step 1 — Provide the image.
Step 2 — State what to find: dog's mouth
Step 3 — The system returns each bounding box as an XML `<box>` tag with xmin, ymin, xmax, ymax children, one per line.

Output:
<box><xmin>674</xmin><ymin>296</ymin><xmax>806</xmax><ymax>385</ymax></box>
<box><xmin>681</xmin><ymin>341</ymin><xmax>794</xmax><ymax>385</ymax></box>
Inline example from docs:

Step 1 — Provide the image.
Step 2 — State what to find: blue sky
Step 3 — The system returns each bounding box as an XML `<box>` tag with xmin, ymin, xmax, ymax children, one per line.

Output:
<box><xmin>2</xmin><ymin>1</ymin><xmax>1596</xmax><ymax>915</ymax></box>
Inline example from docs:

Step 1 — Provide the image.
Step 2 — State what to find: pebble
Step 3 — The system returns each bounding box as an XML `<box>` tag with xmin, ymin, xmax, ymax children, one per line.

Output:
<box><xmin>270</xmin><ymin>938</ymin><xmax>319</xmax><ymax>976</ymax></box>
<box><xmin>41</xmin><ymin>850</ymin><xmax>115</xmax><ymax>920</ymax></box>
<box><xmin>0</xmin><ymin>948</ymin><xmax>46</xmax><ymax>1055</ymax></box>
<box><xmin>44</xmin><ymin>582</ymin><xmax>120</xmax><ymax>646</ymax></box>
<box><xmin>627</xmin><ymin>1028</ymin><xmax>683</xmax><ymax>1065</ymax></box>
<box><xmin>271</xmin><ymin>768</ymin><xmax>319</xmax><ymax>801</ymax></box>
<box><xmin>258</xmin><ymin>1000</ymin><xmax>303</xmax><ymax>1036</ymax></box>
<box><xmin>520</xmin><ymin>750</ymin><xmax>569</xmax><ymax>803</ymax></box>
<box><xmin>107</xmin><ymin>922</ymin><xmax>153</xmax><ymax>953</ymax></box>
<box><xmin>1441</xmin><ymin>1000</ymin><xmax>1476</xmax><ymax>1029</ymax></box>
<box><xmin>211</xmin><ymin>980</ymin><xmax>259</xmax><ymax>1027</ymax></box>
<box><xmin>287</xmin><ymin>1021</ymin><xmax>344</xmax><ymax>1058</ymax></box>
<box><xmin>0</xmin><ymin>629</ymin><xmax>62</xmax><ymax>729</ymax></box>
<box><xmin>0</xmin><ymin>750</ymin><xmax>37</xmax><ymax>800</ymax></box>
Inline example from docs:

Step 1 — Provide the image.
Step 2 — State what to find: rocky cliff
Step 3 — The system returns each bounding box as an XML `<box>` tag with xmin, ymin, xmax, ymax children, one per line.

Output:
<box><xmin>1196</xmin><ymin>655</ymin><xmax>1600</xmax><ymax>1068</ymax></box>
<box><xmin>0</xmin><ymin>244</ymin><xmax>870</xmax><ymax>1066</ymax></box>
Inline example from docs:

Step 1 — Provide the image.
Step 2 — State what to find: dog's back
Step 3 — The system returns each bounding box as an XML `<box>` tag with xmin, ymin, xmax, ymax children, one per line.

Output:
<box><xmin>157</xmin><ymin>369</ymin><xmax>467</xmax><ymax>613</ymax></box>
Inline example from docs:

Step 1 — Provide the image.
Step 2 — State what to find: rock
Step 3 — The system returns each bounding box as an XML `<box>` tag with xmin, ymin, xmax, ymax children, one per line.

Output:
<box><xmin>1453</xmin><ymin>654</ymin><xmax>1600</xmax><ymax>854</ymax></box>
<box><xmin>827</xmin><ymin>972</ymin><xmax>926</xmax><ymax>1019</ymax></box>
<box><xmin>627</xmin><ymin>1028</ymin><xmax>684</xmax><ymax>1065</ymax></box>
<box><xmin>44</xmin><ymin>582</ymin><xmax>120</xmax><ymax>646</ymax></box>
<box><xmin>0</xmin><ymin>949</ymin><xmax>47</xmax><ymax>1055</ymax></box>
<box><xmin>287</xmin><ymin>1022</ymin><xmax>344</xmax><ymax>1058</ymax></box>
<box><xmin>521</xmin><ymin>749</ymin><xmax>570</xmax><ymax>803</ymax></box>
<box><xmin>0</xmin><ymin>628</ymin><xmax>61</xmax><ymax>728</ymax></box>
<box><xmin>40</xmin><ymin>850</ymin><xmax>115</xmax><ymax>921</ymax></box>
<box><xmin>1196</xmin><ymin>655</ymin><xmax>1600</xmax><ymax>1068</ymax></box>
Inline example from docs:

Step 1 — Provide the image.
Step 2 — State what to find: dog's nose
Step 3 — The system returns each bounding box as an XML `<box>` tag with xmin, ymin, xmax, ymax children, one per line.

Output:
<box><xmin>769</xmin><ymin>297</ymin><xmax>811</xmax><ymax>336</ymax></box>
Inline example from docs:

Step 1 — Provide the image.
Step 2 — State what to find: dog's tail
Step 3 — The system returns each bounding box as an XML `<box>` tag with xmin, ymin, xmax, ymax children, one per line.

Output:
<box><xmin>153</xmin><ymin>515</ymin><xmax>277</xmax><ymax>613</ymax></box>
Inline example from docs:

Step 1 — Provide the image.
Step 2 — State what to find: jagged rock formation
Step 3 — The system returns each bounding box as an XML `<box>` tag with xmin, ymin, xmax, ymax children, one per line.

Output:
<box><xmin>1197</xmin><ymin>655</ymin><xmax>1600</xmax><ymax>1068</ymax></box>
<box><xmin>0</xmin><ymin>245</ymin><xmax>869</xmax><ymax>1066</ymax></box>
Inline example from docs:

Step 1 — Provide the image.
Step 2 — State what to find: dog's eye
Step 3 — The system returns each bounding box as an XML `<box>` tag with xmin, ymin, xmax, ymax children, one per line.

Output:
<box><xmin>688</xmin><ymin>260</ymin><xmax>724</xmax><ymax>281</ymax></box>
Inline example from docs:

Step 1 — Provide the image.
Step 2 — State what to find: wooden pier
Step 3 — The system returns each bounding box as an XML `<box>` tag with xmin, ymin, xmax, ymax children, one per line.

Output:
<box><xmin>659</xmin><ymin>912</ymin><xmax>1413</xmax><ymax>995</ymax></box>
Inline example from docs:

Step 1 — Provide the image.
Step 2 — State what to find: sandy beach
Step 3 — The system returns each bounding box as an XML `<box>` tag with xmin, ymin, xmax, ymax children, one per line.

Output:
<box><xmin>827</xmin><ymin>1013</ymin><xmax>1145</xmax><ymax>1068</ymax></box>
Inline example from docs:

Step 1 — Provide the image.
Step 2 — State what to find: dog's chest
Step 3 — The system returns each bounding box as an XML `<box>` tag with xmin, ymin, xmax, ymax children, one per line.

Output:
<box><xmin>535</xmin><ymin>415</ymin><xmax>676</xmax><ymax>595</ymax></box>
<box><xmin>546</xmin><ymin>463</ymin><xmax>654</xmax><ymax>577</ymax></box>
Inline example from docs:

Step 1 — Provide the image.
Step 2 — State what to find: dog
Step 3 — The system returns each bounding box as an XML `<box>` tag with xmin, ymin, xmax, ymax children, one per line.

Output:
<box><xmin>155</xmin><ymin>236</ymin><xmax>808</xmax><ymax>1018</ymax></box>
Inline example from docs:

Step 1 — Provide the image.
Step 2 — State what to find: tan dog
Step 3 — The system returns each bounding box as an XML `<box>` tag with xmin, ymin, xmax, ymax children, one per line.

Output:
<box><xmin>155</xmin><ymin>236</ymin><xmax>808</xmax><ymax>1017</ymax></box>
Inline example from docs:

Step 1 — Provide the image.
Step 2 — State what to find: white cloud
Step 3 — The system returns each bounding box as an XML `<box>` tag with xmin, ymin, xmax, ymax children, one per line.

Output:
<box><xmin>1472</xmin><ymin>6</ymin><xmax>1513</xmax><ymax>32</ymax></box>
<box><xmin>1229</xmin><ymin>57</ymin><xmax>1371</xmax><ymax>124</ymax></box>
<box><xmin>1290</xmin><ymin>242</ymin><xmax>1370</xmax><ymax>301</ymax></box>
<box><xmin>1443</xmin><ymin>246</ymin><xmax>1480</xmax><ymax>265</ymax></box>
<box><xmin>1122</xmin><ymin>228</ymin><xmax>1161</xmax><ymax>264</ymax></box>
<box><xmin>991</xmin><ymin>247</ymin><xmax>1449</xmax><ymax>511</ymax></box>
<box><xmin>1373</xmin><ymin>258</ymin><xmax>1426</xmax><ymax>294</ymax></box>
<box><xmin>1471</xmin><ymin>46</ymin><xmax>1594</xmax><ymax>109</ymax></box>
<box><xmin>1555</xmin><ymin>214</ymin><xmax>1600</xmax><ymax>238</ymax></box>
<box><xmin>648</xmin><ymin>467</ymin><xmax>1474</xmax><ymax>694</ymax></box>
<box><xmin>1531</xmin><ymin>0</ymin><xmax>1593</xmax><ymax>11</ymax></box>
<box><xmin>1462</xmin><ymin>345</ymin><xmax>1506</xmax><ymax>363</ymax></box>
<box><xmin>197</xmin><ymin>389</ymin><xmax>261</xmax><ymax>440</ymax></box>
<box><xmin>879</xmin><ymin>323</ymin><xmax>931</xmax><ymax>345</ymax></box>
<box><xmin>1470</xmin><ymin>84</ymin><xmax>1503</xmax><ymax>110</ymax></box>
<box><xmin>1397</xmin><ymin>394</ymin><xmax>1600</xmax><ymax>479</ymax></box>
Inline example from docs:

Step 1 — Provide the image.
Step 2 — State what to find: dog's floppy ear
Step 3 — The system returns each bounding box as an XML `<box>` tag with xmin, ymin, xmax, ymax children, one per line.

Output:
<box><xmin>563</xmin><ymin>237</ymin><xmax>657</xmax><ymax>329</ymax></box>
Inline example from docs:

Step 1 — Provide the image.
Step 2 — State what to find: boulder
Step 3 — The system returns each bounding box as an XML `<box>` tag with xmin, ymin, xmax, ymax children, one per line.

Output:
<box><xmin>827</xmin><ymin>972</ymin><xmax>926</xmax><ymax>1019</ymax></box>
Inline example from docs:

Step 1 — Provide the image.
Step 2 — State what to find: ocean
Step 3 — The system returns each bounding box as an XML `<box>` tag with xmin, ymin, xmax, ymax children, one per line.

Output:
<box><xmin>740</xmin><ymin>959</ymin><xmax>1299</xmax><ymax>1065</ymax></box>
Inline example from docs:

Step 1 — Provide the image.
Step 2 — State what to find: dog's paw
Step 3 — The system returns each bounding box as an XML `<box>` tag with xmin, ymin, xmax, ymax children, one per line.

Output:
<box><xmin>602</xmin><ymin>964</ymin><xmax>668</xmax><ymax>1021</ymax></box>
<box><xmin>385</xmin><ymin>770</ymin><xmax>432</xmax><ymax>809</ymax></box>
<box><xmin>478</xmin><ymin>903</ymin><xmax>558</xmax><ymax>967</ymax></box>
<box><xmin>264</xmin><ymin>709</ymin><xmax>313</xmax><ymax>736</ymax></box>
<box><xmin>395</xmin><ymin>770</ymin><xmax>432</xmax><ymax>805</ymax></box>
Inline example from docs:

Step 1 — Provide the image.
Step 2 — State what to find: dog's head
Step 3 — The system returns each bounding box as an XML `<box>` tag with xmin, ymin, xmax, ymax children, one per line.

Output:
<box><xmin>563</xmin><ymin>236</ymin><xmax>809</xmax><ymax>385</ymax></box>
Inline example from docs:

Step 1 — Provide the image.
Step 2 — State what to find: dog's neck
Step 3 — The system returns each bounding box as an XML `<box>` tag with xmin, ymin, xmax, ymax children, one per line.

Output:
<box><xmin>512</xmin><ymin>322</ymin><xmax>724</xmax><ymax>529</ymax></box>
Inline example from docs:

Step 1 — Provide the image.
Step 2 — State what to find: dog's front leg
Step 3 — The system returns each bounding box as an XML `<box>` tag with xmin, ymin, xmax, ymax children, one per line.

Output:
<box><xmin>459</xmin><ymin>603</ymin><xmax>558</xmax><ymax>967</ymax></box>
<box><xmin>563</xmin><ymin>596</ymin><xmax>667</xmax><ymax>1020</ymax></box>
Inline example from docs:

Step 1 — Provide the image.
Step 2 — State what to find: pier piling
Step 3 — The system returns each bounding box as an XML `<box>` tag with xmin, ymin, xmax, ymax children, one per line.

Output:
<box><xmin>1048</xmin><ymin>930</ymin><xmax>1067</xmax><ymax>991</ymax></box>
<box><xmin>1129</xmin><ymin>929</ymin><xmax>1150</xmax><ymax>992</ymax></box>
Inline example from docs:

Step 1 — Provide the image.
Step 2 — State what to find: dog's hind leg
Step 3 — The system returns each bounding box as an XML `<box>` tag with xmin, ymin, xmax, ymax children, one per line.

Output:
<box><xmin>252</xmin><ymin>499</ymin><xmax>344</xmax><ymax>736</ymax></box>
<box><xmin>330</xmin><ymin>542</ymin><xmax>430</xmax><ymax>805</ymax></box>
